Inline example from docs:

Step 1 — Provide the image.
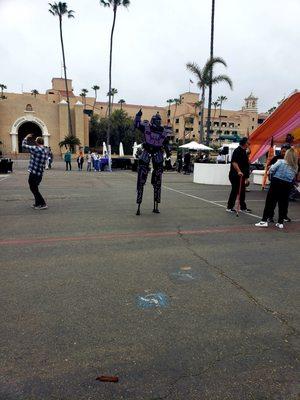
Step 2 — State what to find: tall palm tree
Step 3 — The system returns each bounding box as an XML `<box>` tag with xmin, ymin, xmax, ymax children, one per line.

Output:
<box><xmin>193</xmin><ymin>101</ymin><xmax>202</xmax><ymax>141</ymax></box>
<box><xmin>100</xmin><ymin>0</ymin><xmax>130</xmax><ymax>156</ymax></box>
<box><xmin>166</xmin><ymin>98</ymin><xmax>174</xmax><ymax>118</ymax></box>
<box><xmin>206</xmin><ymin>0</ymin><xmax>216</xmax><ymax>144</ymax></box>
<box><xmin>217</xmin><ymin>95</ymin><xmax>227</xmax><ymax>136</ymax></box>
<box><xmin>186</xmin><ymin>57</ymin><xmax>232</xmax><ymax>143</ymax></box>
<box><xmin>110</xmin><ymin>87</ymin><xmax>118</xmax><ymax>107</ymax></box>
<box><xmin>81</xmin><ymin>88</ymin><xmax>88</xmax><ymax>108</ymax></box>
<box><xmin>172</xmin><ymin>98</ymin><xmax>181</xmax><ymax>127</ymax></box>
<box><xmin>31</xmin><ymin>89</ymin><xmax>39</xmax><ymax>98</ymax></box>
<box><xmin>0</xmin><ymin>84</ymin><xmax>7</xmax><ymax>100</ymax></box>
<box><xmin>118</xmin><ymin>99</ymin><xmax>125</xmax><ymax>109</ymax></box>
<box><xmin>211</xmin><ymin>100</ymin><xmax>219</xmax><ymax>136</ymax></box>
<box><xmin>49</xmin><ymin>2</ymin><xmax>75</xmax><ymax>137</ymax></box>
<box><xmin>92</xmin><ymin>85</ymin><xmax>100</xmax><ymax>113</ymax></box>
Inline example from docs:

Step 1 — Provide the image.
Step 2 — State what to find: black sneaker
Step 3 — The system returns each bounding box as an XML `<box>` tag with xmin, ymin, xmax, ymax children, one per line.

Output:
<box><xmin>241</xmin><ymin>208</ymin><xmax>252</xmax><ymax>213</ymax></box>
<box><xmin>283</xmin><ymin>217</ymin><xmax>291</xmax><ymax>222</ymax></box>
<box><xmin>267</xmin><ymin>218</ymin><xmax>274</xmax><ymax>223</ymax></box>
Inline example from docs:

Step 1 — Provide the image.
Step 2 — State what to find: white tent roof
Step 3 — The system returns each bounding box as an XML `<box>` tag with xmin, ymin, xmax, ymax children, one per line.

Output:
<box><xmin>179</xmin><ymin>141</ymin><xmax>213</xmax><ymax>151</ymax></box>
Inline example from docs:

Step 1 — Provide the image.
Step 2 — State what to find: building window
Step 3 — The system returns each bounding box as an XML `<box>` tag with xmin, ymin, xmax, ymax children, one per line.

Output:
<box><xmin>252</xmin><ymin>126</ymin><xmax>254</xmax><ymax>130</ymax></box>
<box><xmin>175</xmin><ymin>118</ymin><xmax>179</xmax><ymax>124</ymax></box>
<box><xmin>229</xmin><ymin>122</ymin><xmax>234</xmax><ymax>128</ymax></box>
<box><xmin>257</xmin><ymin>118</ymin><xmax>264</xmax><ymax>124</ymax></box>
<box><xmin>25</xmin><ymin>104</ymin><xmax>33</xmax><ymax>111</ymax></box>
<box><xmin>213</xmin><ymin>122</ymin><xmax>219</xmax><ymax>127</ymax></box>
<box><xmin>167</xmin><ymin>118</ymin><xmax>170</xmax><ymax>123</ymax></box>
<box><xmin>175</xmin><ymin>129</ymin><xmax>179</xmax><ymax>133</ymax></box>
<box><xmin>252</xmin><ymin>117</ymin><xmax>255</xmax><ymax>121</ymax></box>
<box><xmin>221</xmin><ymin>122</ymin><xmax>227</xmax><ymax>127</ymax></box>
<box><xmin>238</xmin><ymin>123</ymin><xmax>240</xmax><ymax>126</ymax></box>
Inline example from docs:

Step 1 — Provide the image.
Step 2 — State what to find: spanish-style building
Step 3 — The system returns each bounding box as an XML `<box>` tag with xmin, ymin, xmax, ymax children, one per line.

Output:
<box><xmin>0</xmin><ymin>77</ymin><xmax>267</xmax><ymax>155</ymax></box>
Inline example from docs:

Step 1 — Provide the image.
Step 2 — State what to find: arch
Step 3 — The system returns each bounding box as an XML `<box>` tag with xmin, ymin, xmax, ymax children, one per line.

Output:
<box><xmin>18</xmin><ymin>122</ymin><xmax>42</xmax><ymax>153</ymax></box>
<box><xmin>10</xmin><ymin>115</ymin><xmax>50</xmax><ymax>153</ymax></box>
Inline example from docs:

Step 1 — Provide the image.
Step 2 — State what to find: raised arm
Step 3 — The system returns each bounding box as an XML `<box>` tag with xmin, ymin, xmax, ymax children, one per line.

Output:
<box><xmin>134</xmin><ymin>109</ymin><xmax>145</xmax><ymax>132</ymax></box>
<box><xmin>22</xmin><ymin>134</ymin><xmax>37</xmax><ymax>154</ymax></box>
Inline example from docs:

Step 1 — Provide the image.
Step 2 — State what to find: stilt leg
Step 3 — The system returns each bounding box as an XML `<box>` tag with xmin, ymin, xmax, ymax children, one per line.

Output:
<box><xmin>136</xmin><ymin>204</ymin><xmax>141</xmax><ymax>216</ymax></box>
<box><xmin>152</xmin><ymin>201</ymin><xmax>160</xmax><ymax>213</ymax></box>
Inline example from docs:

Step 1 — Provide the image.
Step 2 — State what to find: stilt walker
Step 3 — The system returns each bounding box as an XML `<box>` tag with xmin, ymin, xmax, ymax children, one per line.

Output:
<box><xmin>134</xmin><ymin>109</ymin><xmax>171</xmax><ymax>215</ymax></box>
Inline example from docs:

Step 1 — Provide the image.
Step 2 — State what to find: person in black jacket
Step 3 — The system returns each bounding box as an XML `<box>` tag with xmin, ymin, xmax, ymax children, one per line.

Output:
<box><xmin>226</xmin><ymin>137</ymin><xmax>252</xmax><ymax>213</ymax></box>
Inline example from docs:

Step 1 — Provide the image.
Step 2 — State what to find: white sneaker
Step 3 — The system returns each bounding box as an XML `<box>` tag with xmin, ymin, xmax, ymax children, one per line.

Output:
<box><xmin>275</xmin><ymin>223</ymin><xmax>284</xmax><ymax>229</ymax></box>
<box><xmin>35</xmin><ymin>205</ymin><xmax>48</xmax><ymax>210</ymax></box>
<box><xmin>255</xmin><ymin>221</ymin><xmax>268</xmax><ymax>228</ymax></box>
<box><xmin>226</xmin><ymin>208</ymin><xmax>236</xmax><ymax>213</ymax></box>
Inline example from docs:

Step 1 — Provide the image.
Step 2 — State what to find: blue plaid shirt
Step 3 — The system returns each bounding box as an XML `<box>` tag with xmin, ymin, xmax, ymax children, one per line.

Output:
<box><xmin>269</xmin><ymin>159</ymin><xmax>296</xmax><ymax>183</ymax></box>
<box><xmin>22</xmin><ymin>138</ymin><xmax>48</xmax><ymax>176</ymax></box>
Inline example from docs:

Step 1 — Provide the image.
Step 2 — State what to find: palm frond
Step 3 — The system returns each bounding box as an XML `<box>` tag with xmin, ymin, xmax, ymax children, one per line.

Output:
<box><xmin>202</xmin><ymin>56</ymin><xmax>227</xmax><ymax>81</ymax></box>
<box><xmin>211</xmin><ymin>74</ymin><xmax>233</xmax><ymax>90</ymax></box>
<box><xmin>100</xmin><ymin>0</ymin><xmax>111</xmax><ymax>7</ymax></box>
<box><xmin>186</xmin><ymin>62</ymin><xmax>203</xmax><ymax>82</ymax></box>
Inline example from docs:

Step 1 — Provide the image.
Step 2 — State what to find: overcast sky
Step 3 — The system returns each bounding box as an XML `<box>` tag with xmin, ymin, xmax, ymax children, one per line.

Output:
<box><xmin>1</xmin><ymin>0</ymin><xmax>299</xmax><ymax>112</ymax></box>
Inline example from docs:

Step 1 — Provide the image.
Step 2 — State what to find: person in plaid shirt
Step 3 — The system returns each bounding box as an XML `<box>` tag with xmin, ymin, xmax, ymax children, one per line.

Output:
<box><xmin>22</xmin><ymin>134</ymin><xmax>48</xmax><ymax>210</ymax></box>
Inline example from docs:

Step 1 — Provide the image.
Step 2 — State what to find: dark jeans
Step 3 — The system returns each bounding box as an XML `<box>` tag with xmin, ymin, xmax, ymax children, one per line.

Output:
<box><xmin>28</xmin><ymin>173</ymin><xmax>46</xmax><ymax>207</ymax></box>
<box><xmin>262</xmin><ymin>177</ymin><xmax>292</xmax><ymax>223</ymax></box>
<box><xmin>227</xmin><ymin>174</ymin><xmax>247</xmax><ymax>210</ymax></box>
<box><xmin>65</xmin><ymin>161</ymin><xmax>71</xmax><ymax>170</ymax></box>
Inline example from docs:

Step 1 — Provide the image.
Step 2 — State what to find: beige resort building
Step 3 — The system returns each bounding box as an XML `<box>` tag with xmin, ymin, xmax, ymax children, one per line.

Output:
<box><xmin>0</xmin><ymin>78</ymin><xmax>267</xmax><ymax>155</ymax></box>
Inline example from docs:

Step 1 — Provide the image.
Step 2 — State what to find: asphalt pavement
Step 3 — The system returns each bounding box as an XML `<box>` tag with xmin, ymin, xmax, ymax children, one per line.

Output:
<box><xmin>0</xmin><ymin>160</ymin><xmax>299</xmax><ymax>399</ymax></box>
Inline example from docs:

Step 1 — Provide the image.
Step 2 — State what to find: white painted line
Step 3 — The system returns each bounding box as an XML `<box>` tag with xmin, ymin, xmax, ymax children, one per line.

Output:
<box><xmin>163</xmin><ymin>185</ymin><xmax>262</xmax><ymax>219</ymax></box>
<box><xmin>0</xmin><ymin>176</ymin><xmax>9</xmax><ymax>182</ymax></box>
<box><xmin>216</xmin><ymin>199</ymin><xmax>266</xmax><ymax>203</ymax></box>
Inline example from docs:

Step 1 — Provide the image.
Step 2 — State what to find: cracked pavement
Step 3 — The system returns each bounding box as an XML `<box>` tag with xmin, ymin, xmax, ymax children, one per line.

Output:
<box><xmin>0</xmin><ymin>161</ymin><xmax>299</xmax><ymax>399</ymax></box>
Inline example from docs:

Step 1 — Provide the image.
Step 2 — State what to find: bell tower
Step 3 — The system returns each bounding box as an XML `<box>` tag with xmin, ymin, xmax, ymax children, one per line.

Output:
<box><xmin>243</xmin><ymin>93</ymin><xmax>258</xmax><ymax>112</ymax></box>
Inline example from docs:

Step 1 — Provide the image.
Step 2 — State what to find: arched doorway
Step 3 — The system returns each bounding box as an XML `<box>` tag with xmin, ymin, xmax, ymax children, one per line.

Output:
<box><xmin>18</xmin><ymin>122</ymin><xmax>42</xmax><ymax>153</ymax></box>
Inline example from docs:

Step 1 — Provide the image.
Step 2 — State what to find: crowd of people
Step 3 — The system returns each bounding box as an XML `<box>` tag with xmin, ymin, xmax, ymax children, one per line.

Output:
<box><xmin>63</xmin><ymin>150</ymin><xmax>109</xmax><ymax>172</ymax></box>
<box><xmin>21</xmin><ymin>132</ymin><xmax>299</xmax><ymax>229</ymax></box>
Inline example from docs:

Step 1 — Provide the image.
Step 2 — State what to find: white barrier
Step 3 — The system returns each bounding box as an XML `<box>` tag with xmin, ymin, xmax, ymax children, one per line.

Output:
<box><xmin>252</xmin><ymin>170</ymin><xmax>269</xmax><ymax>185</ymax></box>
<box><xmin>193</xmin><ymin>163</ymin><xmax>231</xmax><ymax>185</ymax></box>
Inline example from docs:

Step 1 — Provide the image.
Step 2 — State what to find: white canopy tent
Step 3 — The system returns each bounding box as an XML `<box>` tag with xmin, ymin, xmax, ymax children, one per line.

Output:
<box><xmin>179</xmin><ymin>141</ymin><xmax>213</xmax><ymax>151</ymax></box>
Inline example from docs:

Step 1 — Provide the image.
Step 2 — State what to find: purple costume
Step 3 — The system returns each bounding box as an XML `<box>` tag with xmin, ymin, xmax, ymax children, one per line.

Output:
<box><xmin>134</xmin><ymin>110</ymin><xmax>171</xmax><ymax>215</ymax></box>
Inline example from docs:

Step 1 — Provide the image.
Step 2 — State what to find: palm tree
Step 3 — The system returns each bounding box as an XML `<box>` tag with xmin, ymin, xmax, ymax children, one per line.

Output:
<box><xmin>172</xmin><ymin>98</ymin><xmax>181</xmax><ymax>127</ymax></box>
<box><xmin>186</xmin><ymin>57</ymin><xmax>233</xmax><ymax>143</ymax></box>
<box><xmin>0</xmin><ymin>84</ymin><xmax>7</xmax><ymax>100</ymax></box>
<box><xmin>92</xmin><ymin>85</ymin><xmax>100</xmax><ymax>113</ymax></box>
<box><xmin>211</xmin><ymin>100</ymin><xmax>219</xmax><ymax>136</ymax></box>
<box><xmin>80</xmin><ymin>88</ymin><xmax>88</xmax><ymax>108</ymax></box>
<box><xmin>118</xmin><ymin>99</ymin><xmax>125</xmax><ymax>109</ymax></box>
<box><xmin>166</xmin><ymin>98</ymin><xmax>174</xmax><ymax>118</ymax></box>
<box><xmin>193</xmin><ymin>101</ymin><xmax>202</xmax><ymax>141</ymax></box>
<box><xmin>100</xmin><ymin>0</ymin><xmax>130</xmax><ymax>159</ymax></box>
<box><xmin>217</xmin><ymin>95</ymin><xmax>227</xmax><ymax>136</ymax></box>
<box><xmin>59</xmin><ymin>134</ymin><xmax>81</xmax><ymax>153</ymax></box>
<box><xmin>111</xmin><ymin>87</ymin><xmax>118</xmax><ymax>107</ymax></box>
<box><xmin>31</xmin><ymin>89</ymin><xmax>39</xmax><ymax>98</ymax></box>
<box><xmin>49</xmin><ymin>2</ymin><xmax>75</xmax><ymax>137</ymax></box>
<box><xmin>206</xmin><ymin>0</ymin><xmax>216</xmax><ymax>144</ymax></box>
